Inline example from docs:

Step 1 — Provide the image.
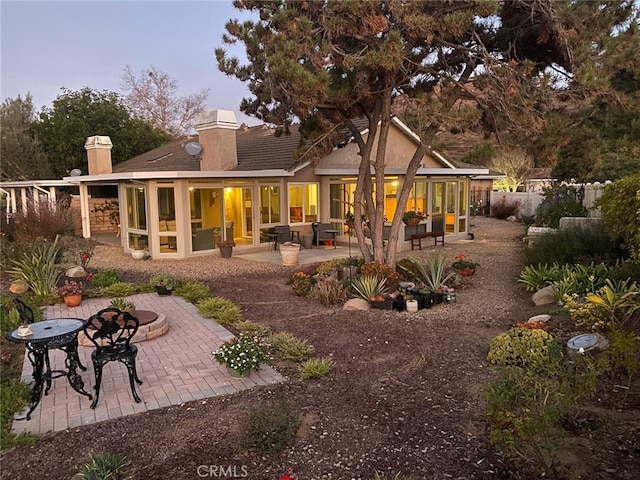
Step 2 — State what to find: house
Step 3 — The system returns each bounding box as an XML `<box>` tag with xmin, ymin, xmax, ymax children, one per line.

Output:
<box><xmin>1</xmin><ymin>110</ymin><xmax>489</xmax><ymax>259</ymax></box>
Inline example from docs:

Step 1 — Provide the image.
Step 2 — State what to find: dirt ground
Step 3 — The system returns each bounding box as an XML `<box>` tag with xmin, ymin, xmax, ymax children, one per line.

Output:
<box><xmin>1</xmin><ymin>218</ymin><xmax>638</xmax><ymax>480</ymax></box>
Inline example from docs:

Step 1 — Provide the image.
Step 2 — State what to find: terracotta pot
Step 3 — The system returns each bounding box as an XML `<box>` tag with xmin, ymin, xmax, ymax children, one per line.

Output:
<box><xmin>63</xmin><ymin>294</ymin><xmax>83</xmax><ymax>307</ymax></box>
<box><xmin>455</xmin><ymin>267</ymin><xmax>476</xmax><ymax>277</ymax></box>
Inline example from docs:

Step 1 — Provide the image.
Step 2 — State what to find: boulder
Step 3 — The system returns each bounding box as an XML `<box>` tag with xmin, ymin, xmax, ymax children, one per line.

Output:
<box><xmin>343</xmin><ymin>298</ymin><xmax>370</xmax><ymax>311</ymax></box>
<box><xmin>66</xmin><ymin>266</ymin><xmax>87</xmax><ymax>278</ymax></box>
<box><xmin>9</xmin><ymin>280</ymin><xmax>29</xmax><ymax>295</ymax></box>
<box><xmin>506</xmin><ymin>215</ymin><xmax>518</xmax><ymax>222</ymax></box>
<box><xmin>532</xmin><ymin>285</ymin><xmax>556</xmax><ymax>306</ymax></box>
<box><xmin>528</xmin><ymin>314</ymin><xmax>551</xmax><ymax>323</ymax></box>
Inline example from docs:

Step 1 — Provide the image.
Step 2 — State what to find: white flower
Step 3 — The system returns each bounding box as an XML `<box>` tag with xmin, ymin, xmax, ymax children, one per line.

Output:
<box><xmin>578</xmin><ymin>347</ymin><xmax>585</xmax><ymax>355</ymax></box>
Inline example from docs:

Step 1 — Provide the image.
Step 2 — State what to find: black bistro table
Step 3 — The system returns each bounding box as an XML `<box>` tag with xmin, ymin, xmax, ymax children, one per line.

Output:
<box><xmin>6</xmin><ymin>318</ymin><xmax>92</xmax><ymax>420</ymax></box>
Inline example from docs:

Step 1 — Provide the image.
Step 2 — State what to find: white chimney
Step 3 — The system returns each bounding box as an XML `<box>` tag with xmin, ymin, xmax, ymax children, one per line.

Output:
<box><xmin>85</xmin><ymin>136</ymin><xmax>113</xmax><ymax>175</ymax></box>
<box><xmin>195</xmin><ymin>110</ymin><xmax>239</xmax><ymax>171</ymax></box>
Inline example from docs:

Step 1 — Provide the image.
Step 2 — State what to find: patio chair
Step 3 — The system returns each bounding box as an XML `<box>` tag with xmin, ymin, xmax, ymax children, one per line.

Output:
<box><xmin>83</xmin><ymin>307</ymin><xmax>143</xmax><ymax>409</ymax></box>
<box><xmin>274</xmin><ymin>225</ymin><xmax>294</xmax><ymax>249</ymax></box>
<box><xmin>313</xmin><ymin>222</ymin><xmax>337</xmax><ymax>248</ymax></box>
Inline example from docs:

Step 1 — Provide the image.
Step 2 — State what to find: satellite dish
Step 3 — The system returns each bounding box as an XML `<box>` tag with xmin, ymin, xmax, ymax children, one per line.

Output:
<box><xmin>70</xmin><ymin>169</ymin><xmax>82</xmax><ymax>176</ymax></box>
<box><xmin>184</xmin><ymin>142</ymin><xmax>203</xmax><ymax>156</ymax></box>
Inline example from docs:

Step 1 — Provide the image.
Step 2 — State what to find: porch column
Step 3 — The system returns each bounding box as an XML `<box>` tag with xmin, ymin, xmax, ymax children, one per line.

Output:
<box><xmin>10</xmin><ymin>188</ymin><xmax>17</xmax><ymax>213</ymax></box>
<box><xmin>79</xmin><ymin>183</ymin><xmax>91</xmax><ymax>238</ymax></box>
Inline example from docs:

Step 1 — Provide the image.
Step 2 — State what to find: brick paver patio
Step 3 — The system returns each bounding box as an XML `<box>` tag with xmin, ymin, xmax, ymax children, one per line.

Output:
<box><xmin>11</xmin><ymin>293</ymin><xmax>284</xmax><ymax>435</ymax></box>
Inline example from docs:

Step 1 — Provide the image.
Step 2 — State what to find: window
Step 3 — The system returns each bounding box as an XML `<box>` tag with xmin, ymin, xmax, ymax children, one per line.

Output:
<box><xmin>259</xmin><ymin>185</ymin><xmax>281</xmax><ymax>224</ymax></box>
<box><xmin>288</xmin><ymin>183</ymin><xmax>318</xmax><ymax>224</ymax></box>
<box><xmin>126</xmin><ymin>187</ymin><xmax>146</xmax><ymax>230</ymax></box>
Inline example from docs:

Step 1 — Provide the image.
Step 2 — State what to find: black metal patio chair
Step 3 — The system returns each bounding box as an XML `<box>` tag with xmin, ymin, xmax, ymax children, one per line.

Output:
<box><xmin>83</xmin><ymin>307</ymin><xmax>143</xmax><ymax>409</ymax></box>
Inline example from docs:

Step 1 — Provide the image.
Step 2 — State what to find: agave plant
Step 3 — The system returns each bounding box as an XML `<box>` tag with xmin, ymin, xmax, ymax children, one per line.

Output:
<box><xmin>398</xmin><ymin>252</ymin><xmax>455</xmax><ymax>292</ymax></box>
<box><xmin>351</xmin><ymin>275</ymin><xmax>389</xmax><ymax>301</ymax></box>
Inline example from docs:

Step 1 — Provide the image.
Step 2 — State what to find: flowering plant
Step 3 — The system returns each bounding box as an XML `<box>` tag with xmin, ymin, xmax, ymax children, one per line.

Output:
<box><xmin>216</xmin><ymin>240</ymin><xmax>236</xmax><ymax>248</ymax></box>
<box><xmin>280</xmin><ymin>467</ymin><xmax>296</xmax><ymax>480</ymax></box>
<box><xmin>212</xmin><ymin>334</ymin><xmax>270</xmax><ymax>376</ymax></box>
<box><xmin>452</xmin><ymin>253</ymin><xmax>479</xmax><ymax>269</ymax></box>
<box><xmin>57</xmin><ymin>279</ymin><xmax>85</xmax><ymax>297</ymax></box>
<box><xmin>402</xmin><ymin>210</ymin><xmax>427</xmax><ymax>222</ymax></box>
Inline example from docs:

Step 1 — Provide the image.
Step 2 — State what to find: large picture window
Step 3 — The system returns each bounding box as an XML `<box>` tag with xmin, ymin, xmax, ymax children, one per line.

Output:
<box><xmin>288</xmin><ymin>183</ymin><xmax>318</xmax><ymax>224</ymax></box>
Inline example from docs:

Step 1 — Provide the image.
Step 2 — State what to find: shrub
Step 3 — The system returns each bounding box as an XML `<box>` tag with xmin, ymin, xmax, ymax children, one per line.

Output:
<box><xmin>90</xmin><ymin>270</ymin><xmax>121</xmax><ymax>288</ymax></box>
<box><xmin>234</xmin><ymin>320</ymin><xmax>271</xmax><ymax>337</ymax></box>
<box><xmin>518</xmin><ymin>263</ymin><xmax>564</xmax><ymax>291</ymax></box>
<box><xmin>564</xmin><ymin>294</ymin><xmax>610</xmax><ymax>331</ymax></box>
<box><xmin>513</xmin><ymin>321</ymin><xmax>549</xmax><ymax>331</ymax></box>
<box><xmin>485</xmin><ymin>356</ymin><xmax>602</xmax><ymax>476</ymax></box>
<box><xmin>596</xmin><ymin>173</ymin><xmax>640</xmax><ymax>260</ymax></box>
<box><xmin>309</xmin><ymin>277</ymin><xmax>349</xmax><ymax>306</ymax></box>
<box><xmin>523</xmin><ymin>228</ymin><xmax>619</xmax><ymax>266</ymax></box>
<box><xmin>487</xmin><ymin>328</ymin><xmax>559</xmax><ymax>369</ymax></box>
<box><xmin>76</xmin><ymin>452</ymin><xmax>129</xmax><ymax>480</ymax></box>
<box><xmin>241</xmin><ymin>399</ymin><xmax>301</xmax><ymax>453</ymax></box>
<box><xmin>268</xmin><ymin>332</ymin><xmax>314</xmax><ymax>362</ymax></box>
<box><xmin>299</xmin><ymin>357</ymin><xmax>333</xmax><ymax>380</ymax></box>
<box><xmin>1</xmin><ymin>200</ymin><xmax>74</xmax><ymax>243</ymax></box>
<box><xmin>360</xmin><ymin>262</ymin><xmax>400</xmax><ymax>292</ymax></box>
<box><xmin>7</xmin><ymin>235</ymin><xmax>63</xmax><ymax>298</ymax></box>
<box><xmin>174</xmin><ymin>280</ymin><xmax>211</xmax><ymax>304</ymax></box>
<box><xmin>350</xmin><ymin>275</ymin><xmax>389</xmax><ymax>301</ymax></box>
<box><xmin>534</xmin><ymin>184</ymin><xmax>588</xmax><ymax>228</ymax></box>
<box><xmin>397</xmin><ymin>253</ymin><xmax>455</xmax><ymax>292</ymax></box>
<box><xmin>287</xmin><ymin>271</ymin><xmax>315</xmax><ymax>296</ymax></box>
<box><xmin>149</xmin><ymin>273</ymin><xmax>181</xmax><ymax>291</ymax></box>
<box><xmin>197</xmin><ymin>297</ymin><xmax>243</xmax><ymax>326</ymax></box>
<box><xmin>585</xmin><ymin>278</ymin><xmax>640</xmax><ymax>331</ymax></box>
<box><xmin>212</xmin><ymin>334</ymin><xmax>270</xmax><ymax>375</ymax></box>
<box><xmin>491</xmin><ymin>196</ymin><xmax>521</xmax><ymax>219</ymax></box>
<box><xmin>603</xmin><ymin>330</ymin><xmax>640</xmax><ymax>380</ymax></box>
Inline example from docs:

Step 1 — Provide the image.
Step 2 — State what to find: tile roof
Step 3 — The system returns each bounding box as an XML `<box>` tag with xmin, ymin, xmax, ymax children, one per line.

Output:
<box><xmin>113</xmin><ymin>124</ymin><xmax>305</xmax><ymax>174</ymax></box>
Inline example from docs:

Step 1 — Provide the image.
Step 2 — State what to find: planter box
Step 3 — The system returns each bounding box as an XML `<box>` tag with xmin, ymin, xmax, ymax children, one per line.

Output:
<box><xmin>370</xmin><ymin>299</ymin><xmax>405</xmax><ymax>311</ymax></box>
<box><xmin>370</xmin><ymin>300</ymin><xmax>394</xmax><ymax>310</ymax></box>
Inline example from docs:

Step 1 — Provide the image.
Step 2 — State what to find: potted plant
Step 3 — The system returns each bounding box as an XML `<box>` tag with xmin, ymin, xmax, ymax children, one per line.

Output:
<box><xmin>212</xmin><ymin>334</ymin><xmax>270</xmax><ymax>377</ymax></box>
<box><xmin>402</xmin><ymin>210</ymin><xmax>427</xmax><ymax>226</ymax></box>
<box><xmin>109</xmin><ymin>297</ymin><xmax>136</xmax><ymax>315</ymax></box>
<box><xmin>216</xmin><ymin>240</ymin><xmax>236</xmax><ymax>259</ymax></box>
<box><xmin>452</xmin><ymin>253</ymin><xmax>479</xmax><ymax>277</ymax></box>
<box><xmin>149</xmin><ymin>273</ymin><xmax>178</xmax><ymax>296</ymax></box>
<box><xmin>57</xmin><ymin>279</ymin><xmax>85</xmax><ymax>307</ymax></box>
<box><xmin>279</xmin><ymin>241</ymin><xmax>301</xmax><ymax>266</ymax></box>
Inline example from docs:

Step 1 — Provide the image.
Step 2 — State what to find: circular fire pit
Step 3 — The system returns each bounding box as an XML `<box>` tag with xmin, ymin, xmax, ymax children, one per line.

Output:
<box><xmin>77</xmin><ymin>310</ymin><xmax>169</xmax><ymax>346</ymax></box>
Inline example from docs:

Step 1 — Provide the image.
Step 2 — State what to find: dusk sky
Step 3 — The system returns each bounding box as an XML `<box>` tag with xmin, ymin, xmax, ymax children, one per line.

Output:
<box><xmin>1</xmin><ymin>0</ymin><xmax>261</xmax><ymax>125</ymax></box>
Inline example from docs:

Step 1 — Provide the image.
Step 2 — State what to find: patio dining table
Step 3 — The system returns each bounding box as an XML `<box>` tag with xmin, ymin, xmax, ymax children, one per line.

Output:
<box><xmin>6</xmin><ymin>318</ymin><xmax>93</xmax><ymax>420</ymax></box>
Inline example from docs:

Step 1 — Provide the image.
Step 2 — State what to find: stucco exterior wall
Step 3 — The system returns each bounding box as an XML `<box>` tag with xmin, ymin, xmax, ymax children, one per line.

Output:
<box><xmin>319</xmin><ymin>127</ymin><xmax>443</xmax><ymax>169</ymax></box>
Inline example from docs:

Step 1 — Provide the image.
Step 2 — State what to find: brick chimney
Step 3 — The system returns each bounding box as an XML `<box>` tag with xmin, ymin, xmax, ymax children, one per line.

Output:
<box><xmin>195</xmin><ymin>110</ymin><xmax>239</xmax><ymax>171</ymax></box>
<box><xmin>85</xmin><ymin>136</ymin><xmax>113</xmax><ymax>175</ymax></box>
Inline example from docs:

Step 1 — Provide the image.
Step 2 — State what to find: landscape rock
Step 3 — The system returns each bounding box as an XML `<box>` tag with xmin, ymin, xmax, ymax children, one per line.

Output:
<box><xmin>532</xmin><ymin>285</ymin><xmax>556</xmax><ymax>306</ymax></box>
<box><xmin>343</xmin><ymin>298</ymin><xmax>370</xmax><ymax>311</ymax></box>
<box><xmin>506</xmin><ymin>215</ymin><xmax>517</xmax><ymax>222</ymax></box>
<box><xmin>528</xmin><ymin>314</ymin><xmax>551</xmax><ymax>323</ymax></box>
<box><xmin>9</xmin><ymin>280</ymin><xmax>29</xmax><ymax>295</ymax></box>
<box><xmin>65</xmin><ymin>266</ymin><xmax>87</xmax><ymax>278</ymax></box>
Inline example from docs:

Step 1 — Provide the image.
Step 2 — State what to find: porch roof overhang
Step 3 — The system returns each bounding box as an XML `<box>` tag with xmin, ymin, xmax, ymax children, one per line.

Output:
<box><xmin>62</xmin><ymin>169</ymin><xmax>294</xmax><ymax>183</ymax></box>
<box><xmin>0</xmin><ymin>179</ymin><xmax>78</xmax><ymax>188</ymax></box>
<box><xmin>314</xmin><ymin>167</ymin><xmax>490</xmax><ymax>176</ymax></box>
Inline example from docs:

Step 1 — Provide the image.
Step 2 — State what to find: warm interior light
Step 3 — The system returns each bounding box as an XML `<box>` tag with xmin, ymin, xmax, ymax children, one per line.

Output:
<box><xmin>392</xmin><ymin>181</ymin><xmax>398</xmax><ymax>187</ymax></box>
<box><xmin>225</xmin><ymin>187</ymin><xmax>232</xmax><ymax>193</ymax></box>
